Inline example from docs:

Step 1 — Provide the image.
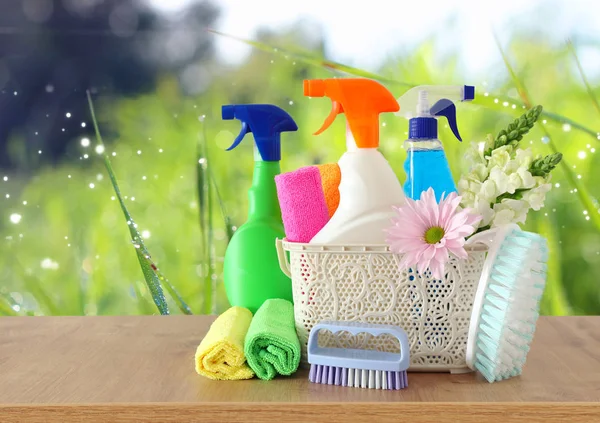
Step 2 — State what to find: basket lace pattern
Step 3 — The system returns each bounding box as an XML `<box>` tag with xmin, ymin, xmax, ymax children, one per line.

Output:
<box><xmin>290</xmin><ymin>247</ymin><xmax>487</xmax><ymax>371</ymax></box>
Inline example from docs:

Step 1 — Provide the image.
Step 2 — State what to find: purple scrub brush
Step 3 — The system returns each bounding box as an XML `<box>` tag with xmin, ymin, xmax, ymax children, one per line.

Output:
<box><xmin>307</xmin><ymin>321</ymin><xmax>410</xmax><ymax>390</ymax></box>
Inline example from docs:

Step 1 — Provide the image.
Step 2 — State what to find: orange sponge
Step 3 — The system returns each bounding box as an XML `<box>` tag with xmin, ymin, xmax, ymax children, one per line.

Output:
<box><xmin>316</xmin><ymin>163</ymin><xmax>341</xmax><ymax>218</ymax></box>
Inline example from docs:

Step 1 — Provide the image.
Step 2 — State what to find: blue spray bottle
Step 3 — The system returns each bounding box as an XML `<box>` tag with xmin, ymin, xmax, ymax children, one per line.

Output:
<box><xmin>396</xmin><ymin>85</ymin><xmax>475</xmax><ymax>201</ymax></box>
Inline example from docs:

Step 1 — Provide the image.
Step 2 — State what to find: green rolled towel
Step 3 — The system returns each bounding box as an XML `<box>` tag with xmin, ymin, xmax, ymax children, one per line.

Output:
<box><xmin>244</xmin><ymin>298</ymin><xmax>301</xmax><ymax>380</ymax></box>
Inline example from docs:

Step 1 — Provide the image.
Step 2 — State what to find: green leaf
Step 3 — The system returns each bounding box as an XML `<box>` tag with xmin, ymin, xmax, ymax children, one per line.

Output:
<box><xmin>88</xmin><ymin>91</ymin><xmax>193</xmax><ymax>315</ymax></box>
<box><xmin>495</xmin><ymin>189</ymin><xmax>528</xmax><ymax>203</ymax></box>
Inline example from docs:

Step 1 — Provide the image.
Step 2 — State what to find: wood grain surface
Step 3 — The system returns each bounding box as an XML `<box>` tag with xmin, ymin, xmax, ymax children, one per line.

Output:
<box><xmin>0</xmin><ymin>316</ymin><xmax>599</xmax><ymax>422</ymax></box>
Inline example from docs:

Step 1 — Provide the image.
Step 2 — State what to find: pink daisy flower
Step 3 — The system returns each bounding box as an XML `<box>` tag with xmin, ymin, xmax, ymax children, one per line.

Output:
<box><xmin>385</xmin><ymin>188</ymin><xmax>482</xmax><ymax>279</ymax></box>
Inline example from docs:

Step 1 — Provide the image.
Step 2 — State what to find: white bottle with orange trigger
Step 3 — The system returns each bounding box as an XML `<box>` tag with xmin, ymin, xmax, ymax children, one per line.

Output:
<box><xmin>303</xmin><ymin>78</ymin><xmax>405</xmax><ymax>245</ymax></box>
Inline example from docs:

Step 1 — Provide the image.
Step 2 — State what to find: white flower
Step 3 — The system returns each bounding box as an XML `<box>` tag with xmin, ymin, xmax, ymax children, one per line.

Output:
<box><xmin>504</xmin><ymin>199</ymin><xmax>529</xmax><ymax>223</ymax></box>
<box><xmin>516</xmin><ymin>167</ymin><xmax>536</xmax><ymax>189</ymax></box>
<box><xmin>523</xmin><ymin>183</ymin><xmax>552</xmax><ymax>211</ymax></box>
<box><xmin>515</xmin><ymin>148</ymin><xmax>534</xmax><ymax>168</ymax></box>
<box><xmin>489</xmin><ymin>167</ymin><xmax>510</xmax><ymax>194</ymax></box>
<box><xmin>491</xmin><ymin>208</ymin><xmax>515</xmax><ymax>227</ymax></box>
<box><xmin>506</xmin><ymin>173</ymin><xmax>524</xmax><ymax>194</ymax></box>
<box><xmin>457</xmin><ymin>177</ymin><xmax>482</xmax><ymax>203</ymax></box>
<box><xmin>492</xmin><ymin>199</ymin><xmax>529</xmax><ymax>227</ymax></box>
<box><xmin>460</xmin><ymin>190</ymin><xmax>477</xmax><ymax>208</ymax></box>
<box><xmin>472</xmin><ymin>163</ymin><xmax>489</xmax><ymax>182</ymax></box>
<box><xmin>480</xmin><ymin>179</ymin><xmax>498</xmax><ymax>202</ymax></box>
<box><xmin>475</xmin><ymin>199</ymin><xmax>495</xmax><ymax>227</ymax></box>
<box><xmin>487</xmin><ymin>145</ymin><xmax>513</xmax><ymax>170</ymax></box>
<box><xmin>465</xmin><ymin>142</ymin><xmax>486</xmax><ymax>166</ymax></box>
<box><xmin>489</xmin><ymin>165</ymin><xmax>533</xmax><ymax>195</ymax></box>
<box><xmin>458</xmin><ymin>178</ymin><xmax>470</xmax><ymax>193</ymax></box>
<box><xmin>483</xmin><ymin>134</ymin><xmax>495</xmax><ymax>155</ymax></box>
<box><xmin>464</xmin><ymin>171</ymin><xmax>484</xmax><ymax>185</ymax></box>
<box><xmin>462</xmin><ymin>142</ymin><xmax>557</xmax><ymax>230</ymax></box>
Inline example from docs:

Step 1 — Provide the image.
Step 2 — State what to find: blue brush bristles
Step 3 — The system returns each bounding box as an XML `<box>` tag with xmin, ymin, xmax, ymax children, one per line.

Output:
<box><xmin>306</xmin><ymin>321</ymin><xmax>410</xmax><ymax>390</ymax></box>
<box><xmin>308</xmin><ymin>365</ymin><xmax>408</xmax><ymax>390</ymax></box>
<box><xmin>467</xmin><ymin>225</ymin><xmax>548</xmax><ymax>383</ymax></box>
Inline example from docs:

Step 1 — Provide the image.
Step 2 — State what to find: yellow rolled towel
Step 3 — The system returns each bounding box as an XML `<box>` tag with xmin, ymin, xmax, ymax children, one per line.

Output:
<box><xmin>194</xmin><ymin>306</ymin><xmax>255</xmax><ymax>380</ymax></box>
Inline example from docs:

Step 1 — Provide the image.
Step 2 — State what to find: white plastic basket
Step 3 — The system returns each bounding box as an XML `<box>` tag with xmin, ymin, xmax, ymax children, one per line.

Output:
<box><xmin>276</xmin><ymin>239</ymin><xmax>488</xmax><ymax>373</ymax></box>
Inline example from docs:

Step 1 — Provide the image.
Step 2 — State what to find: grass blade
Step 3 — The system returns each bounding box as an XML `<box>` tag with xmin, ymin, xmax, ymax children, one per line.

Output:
<box><xmin>196</xmin><ymin>119</ymin><xmax>211</xmax><ymax>313</ymax></box>
<box><xmin>197</xmin><ymin>119</ymin><xmax>214</xmax><ymax>314</ymax></box>
<box><xmin>0</xmin><ymin>295</ymin><xmax>18</xmax><ymax>316</ymax></box>
<box><xmin>212</xmin><ymin>168</ymin><xmax>234</xmax><ymax>242</ymax></box>
<box><xmin>210</xmin><ymin>30</ymin><xmax>600</xmax><ymax>141</ymax></box>
<box><xmin>494</xmin><ymin>39</ymin><xmax>600</xmax><ymax>232</ymax></box>
<box><xmin>201</xmin><ymin>121</ymin><xmax>234</xmax><ymax>243</ymax></box>
<box><xmin>493</xmin><ymin>32</ymin><xmax>533</xmax><ymax>108</ymax></box>
<box><xmin>197</xmin><ymin>119</ymin><xmax>232</xmax><ymax>313</ymax></box>
<box><xmin>568</xmin><ymin>39</ymin><xmax>600</xmax><ymax>117</ymax></box>
<box><xmin>22</xmin><ymin>272</ymin><xmax>61</xmax><ymax>315</ymax></box>
<box><xmin>88</xmin><ymin>90</ymin><xmax>181</xmax><ymax>315</ymax></box>
<box><xmin>538</xmin><ymin>110</ymin><xmax>598</xmax><ymax>139</ymax></box>
<box><xmin>158</xmin><ymin>267</ymin><xmax>193</xmax><ymax>314</ymax></box>
<box><xmin>12</xmin><ymin>260</ymin><xmax>62</xmax><ymax>315</ymax></box>
<box><xmin>538</xmin><ymin>217</ymin><xmax>570</xmax><ymax>315</ymax></box>
<box><xmin>474</xmin><ymin>94</ymin><xmax>598</xmax><ymax>138</ymax></box>
<box><xmin>131</xmin><ymin>282</ymin><xmax>158</xmax><ymax>315</ymax></box>
<box><xmin>196</xmin><ymin>128</ymin><xmax>207</xmax><ymax>239</ymax></box>
<box><xmin>207</xmin><ymin>29</ymin><xmax>412</xmax><ymax>87</ymax></box>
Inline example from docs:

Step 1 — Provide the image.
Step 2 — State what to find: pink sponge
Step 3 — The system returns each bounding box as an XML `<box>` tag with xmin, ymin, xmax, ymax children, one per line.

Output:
<box><xmin>275</xmin><ymin>166</ymin><xmax>330</xmax><ymax>243</ymax></box>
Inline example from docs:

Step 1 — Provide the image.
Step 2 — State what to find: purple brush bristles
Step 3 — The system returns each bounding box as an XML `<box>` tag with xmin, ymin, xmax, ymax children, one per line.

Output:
<box><xmin>309</xmin><ymin>365</ymin><xmax>408</xmax><ymax>390</ymax></box>
<box><xmin>306</xmin><ymin>322</ymin><xmax>410</xmax><ymax>391</ymax></box>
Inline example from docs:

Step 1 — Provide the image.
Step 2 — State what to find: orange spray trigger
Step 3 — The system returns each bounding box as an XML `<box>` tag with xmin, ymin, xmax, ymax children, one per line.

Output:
<box><xmin>314</xmin><ymin>101</ymin><xmax>343</xmax><ymax>135</ymax></box>
<box><xmin>303</xmin><ymin>78</ymin><xmax>399</xmax><ymax>149</ymax></box>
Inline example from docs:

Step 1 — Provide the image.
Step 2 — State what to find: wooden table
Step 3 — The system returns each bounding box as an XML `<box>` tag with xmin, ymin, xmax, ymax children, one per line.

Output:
<box><xmin>0</xmin><ymin>316</ymin><xmax>599</xmax><ymax>422</ymax></box>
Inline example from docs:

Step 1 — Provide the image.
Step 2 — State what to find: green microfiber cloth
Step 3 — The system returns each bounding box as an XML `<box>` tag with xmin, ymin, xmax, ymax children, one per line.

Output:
<box><xmin>244</xmin><ymin>298</ymin><xmax>301</xmax><ymax>380</ymax></box>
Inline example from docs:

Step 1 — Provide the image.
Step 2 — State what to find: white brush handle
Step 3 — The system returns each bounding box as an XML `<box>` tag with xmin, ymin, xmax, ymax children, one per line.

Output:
<box><xmin>465</xmin><ymin>224</ymin><xmax>520</xmax><ymax>369</ymax></box>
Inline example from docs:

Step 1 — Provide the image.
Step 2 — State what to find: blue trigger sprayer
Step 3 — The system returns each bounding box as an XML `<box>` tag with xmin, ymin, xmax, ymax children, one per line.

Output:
<box><xmin>396</xmin><ymin>85</ymin><xmax>475</xmax><ymax>201</ymax></box>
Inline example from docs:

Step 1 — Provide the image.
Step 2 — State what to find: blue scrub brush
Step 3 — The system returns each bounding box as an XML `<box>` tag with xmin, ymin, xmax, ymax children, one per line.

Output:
<box><xmin>466</xmin><ymin>223</ymin><xmax>548</xmax><ymax>383</ymax></box>
<box><xmin>307</xmin><ymin>321</ymin><xmax>410</xmax><ymax>390</ymax></box>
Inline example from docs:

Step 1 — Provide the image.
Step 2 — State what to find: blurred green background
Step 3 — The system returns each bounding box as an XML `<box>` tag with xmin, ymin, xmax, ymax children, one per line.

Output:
<box><xmin>1</xmin><ymin>0</ymin><xmax>599</xmax><ymax>316</ymax></box>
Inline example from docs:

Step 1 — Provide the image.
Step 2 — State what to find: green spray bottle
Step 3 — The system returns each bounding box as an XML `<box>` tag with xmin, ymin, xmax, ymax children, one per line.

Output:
<box><xmin>221</xmin><ymin>104</ymin><xmax>298</xmax><ymax>313</ymax></box>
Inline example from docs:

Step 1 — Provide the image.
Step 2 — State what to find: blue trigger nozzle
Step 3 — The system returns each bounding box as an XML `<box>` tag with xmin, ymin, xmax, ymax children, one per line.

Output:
<box><xmin>226</xmin><ymin>121</ymin><xmax>250</xmax><ymax>151</ymax></box>
<box><xmin>221</xmin><ymin>105</ymin><xmax>235</xmax><ymax>120</ymax></box>
<box><xmin>220</xmin><ymin>104</ymin><xmax>298</xmax><ymax>161</ymax></box>
<box><xmin>431</xmin><ymin>98</ymin><xmax>462</xmax><ymax>142</ymax></box>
